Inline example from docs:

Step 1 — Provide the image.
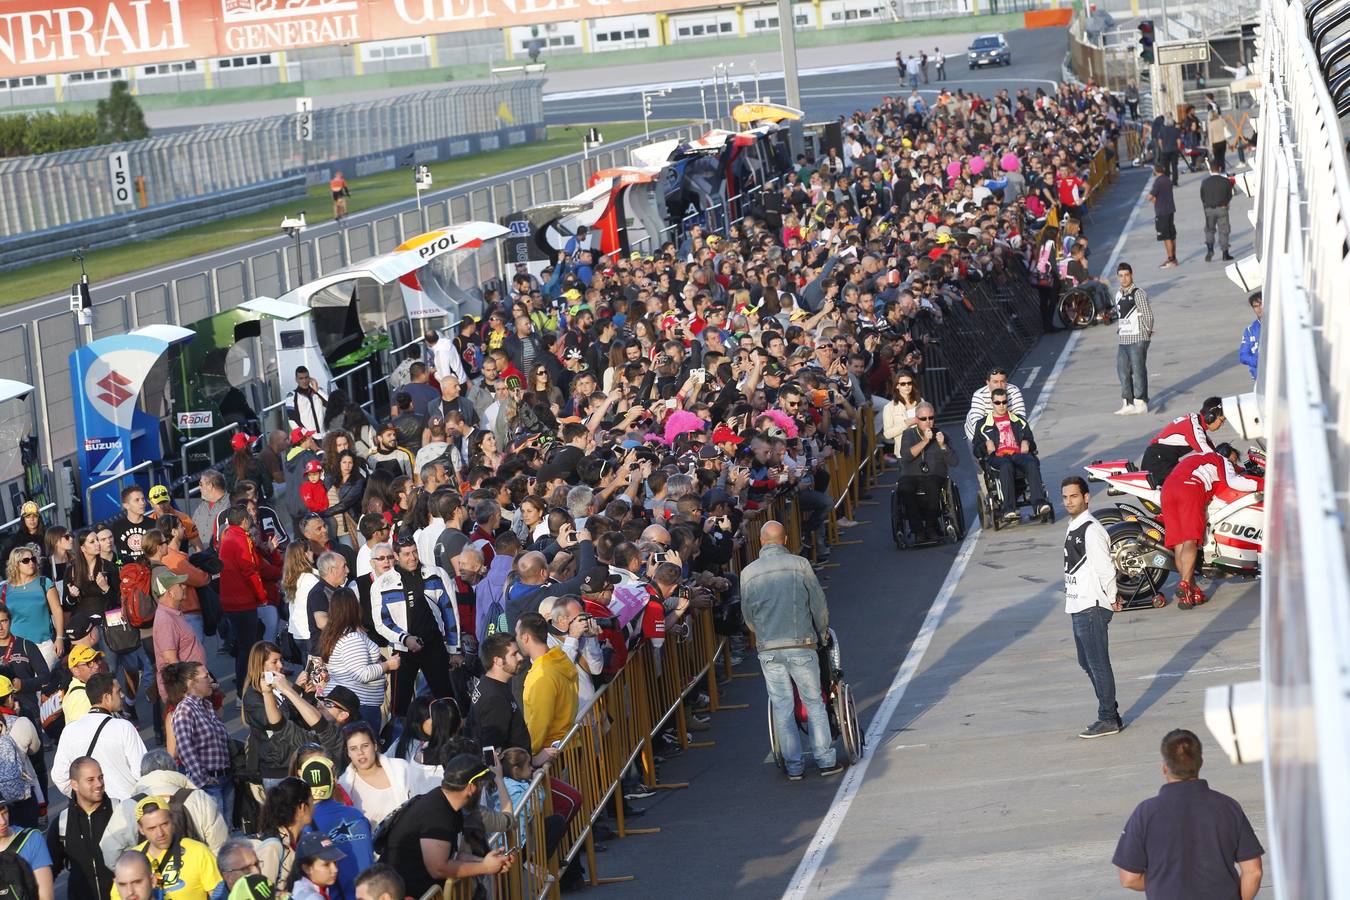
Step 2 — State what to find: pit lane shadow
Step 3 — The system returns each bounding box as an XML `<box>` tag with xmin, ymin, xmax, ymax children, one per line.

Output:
<box><xmin>885</xmin><ymin>585</ymin><xmax>1058</xmax><ymax>737</ymax></box>
<box><xmin>1119</xmin><ymin>590</ymin><xmax>1260</xmax><ymax>725</ymax></box>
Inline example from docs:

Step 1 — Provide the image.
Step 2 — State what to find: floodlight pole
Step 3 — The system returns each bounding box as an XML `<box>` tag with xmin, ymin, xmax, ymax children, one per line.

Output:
<box><xmin>777</xmin><ymin>0</ymin><xmax>804</xmax><ymax>152</ymax></box>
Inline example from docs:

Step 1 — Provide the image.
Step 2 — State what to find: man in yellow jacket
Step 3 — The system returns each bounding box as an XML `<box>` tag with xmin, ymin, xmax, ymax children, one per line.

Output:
<box><xmin>516</xmin><ymin>612</ymin><xmax>578</xmax><ymax>754</ymax></box>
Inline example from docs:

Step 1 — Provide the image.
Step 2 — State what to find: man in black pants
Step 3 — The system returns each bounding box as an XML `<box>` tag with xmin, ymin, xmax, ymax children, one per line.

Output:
<box><xmin>896</xmin><ymin>402</ymin><xmax>958</xmax><ymax>544</ymax></box>
<box><xmin>373</xmin><ymin>537</ymin><xmax>466</xmax><ymax>715</ymax></box>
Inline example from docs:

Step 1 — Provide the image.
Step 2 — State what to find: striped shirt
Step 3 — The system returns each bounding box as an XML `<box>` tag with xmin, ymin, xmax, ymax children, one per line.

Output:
<box><xmin>325</xmin><ymin>630</ymin><xmax>388</xmax><ymax>706</ymax></box>
<box><xmin>964</xmin><ymin>383</ymin><xmax>1027</xmax><ymax>442</ymax></box>
<box><xmin>1114</xmin><ymin>285</ymin><xmax>1154</xmax><ymax>345</ymax></box>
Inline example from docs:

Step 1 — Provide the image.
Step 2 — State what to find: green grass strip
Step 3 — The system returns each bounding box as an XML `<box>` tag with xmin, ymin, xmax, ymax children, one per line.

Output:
<box><xmin>0</xmin><ymin>121</ymin><xmax>672</xmax><ymax>309</ymax></box>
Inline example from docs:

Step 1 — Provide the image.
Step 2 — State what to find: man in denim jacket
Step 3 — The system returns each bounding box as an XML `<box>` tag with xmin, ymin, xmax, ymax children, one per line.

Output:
<box><xmin>740</xmin><ymin>521</ymin><xmax>840</xmax><ymax>781</ymax></box>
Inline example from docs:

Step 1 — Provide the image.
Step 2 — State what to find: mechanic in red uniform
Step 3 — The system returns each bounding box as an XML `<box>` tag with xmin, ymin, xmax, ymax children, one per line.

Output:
<box><xmin>1140</xmin><ymin>396</ymin><xmax>1226</xmax><ymax>485</ymax></box>
<box><xmin>1160</xmin><ymin>444</ymin><xmax>1262</xmax><ymax>608</ymax></box>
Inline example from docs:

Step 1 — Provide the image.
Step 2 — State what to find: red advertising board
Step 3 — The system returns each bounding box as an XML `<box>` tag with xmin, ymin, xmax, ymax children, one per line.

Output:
<box><xmin>0</xmin><ymin>0</ymin><xmax>716</xmax><ymax>78</ymax></box>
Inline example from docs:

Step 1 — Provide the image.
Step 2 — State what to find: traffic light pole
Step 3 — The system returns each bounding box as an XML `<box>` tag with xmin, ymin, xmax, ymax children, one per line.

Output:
<box><xmin>776</xmin><ymin>0</ymin><xmax>804</xmax><ymax>153</ymax></box>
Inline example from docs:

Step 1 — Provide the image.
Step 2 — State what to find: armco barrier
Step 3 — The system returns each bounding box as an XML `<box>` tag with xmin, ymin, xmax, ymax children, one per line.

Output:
<box><xmin>0</xmin><ymin>176</ymin><xmax>308</xmax><ymax>271</ymax></box>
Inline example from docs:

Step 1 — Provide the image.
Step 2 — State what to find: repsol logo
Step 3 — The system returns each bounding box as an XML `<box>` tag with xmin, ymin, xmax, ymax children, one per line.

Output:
<box><xmin>1217</xmin><ymin>522</ymin><xmax>1262</xmax><ymax>541</ymax></box>
<box><xmin>418</xmin><ymin>234</ymin><xmax>459</xmax><ymax>258</ymax></box>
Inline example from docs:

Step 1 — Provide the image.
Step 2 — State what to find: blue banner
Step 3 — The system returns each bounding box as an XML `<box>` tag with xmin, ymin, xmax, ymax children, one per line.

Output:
<box><xmin>70</xmin><ymin>332</ymin><xmax>178</xmax><ymax>523</ymax></box>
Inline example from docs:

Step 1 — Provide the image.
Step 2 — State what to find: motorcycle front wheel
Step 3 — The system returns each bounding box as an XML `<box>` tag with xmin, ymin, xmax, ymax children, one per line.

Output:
<box><xmin>1108</xmin><ymin>521</ymin><xmax>1171</xmax><ymax>600</ymax></box>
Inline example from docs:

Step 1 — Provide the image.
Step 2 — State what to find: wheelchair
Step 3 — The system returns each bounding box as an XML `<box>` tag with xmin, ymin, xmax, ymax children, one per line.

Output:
<box><xmin>975</xmin><ymin>449</ymin><xmax>1056</xmax><ymax>530</ymax></box>
<box><xmin>766</xmin><ymin>628</ymin><xmax>864</xmax><ymax>769</ymax></box>
<box><xmin>1057</xmin><ymin>282</ymin><xmax>1114</xmax><ymax>329</ymax></box>
<box><xmin>890</xmin><ymin>476</ymin><xmax>966</xmax><ymax>549</ymax></box>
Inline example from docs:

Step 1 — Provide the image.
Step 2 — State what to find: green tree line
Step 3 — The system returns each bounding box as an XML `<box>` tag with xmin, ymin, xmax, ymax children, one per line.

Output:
<box><xmin>0</xmin><ymin>81</ymin><xmax>149</xmax><ymax>158</ymax></box>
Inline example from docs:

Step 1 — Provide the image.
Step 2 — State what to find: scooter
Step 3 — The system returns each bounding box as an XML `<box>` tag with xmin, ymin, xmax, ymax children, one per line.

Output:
<box><xmin>1084</xmin><ymin>451</ymin><xmax>1266</xmax><ymax>606</ymax></box>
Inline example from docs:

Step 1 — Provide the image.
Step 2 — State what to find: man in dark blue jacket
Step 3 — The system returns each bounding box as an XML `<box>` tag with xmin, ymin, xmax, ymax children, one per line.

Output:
<box><xmin>1239</xmin><ymin>292</ymin><xmax>1261</xmax><ymax>379</ymax></box>
<box><xmin>976</xmin><ymin>389</ymin><xmax>1051</xmax><ymax>524</ymax></box>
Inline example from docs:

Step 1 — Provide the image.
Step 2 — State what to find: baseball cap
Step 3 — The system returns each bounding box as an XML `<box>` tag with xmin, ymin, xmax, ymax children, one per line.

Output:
<box><xmin>562</xmin><ymin>288</ymin><xmax>582</xmax><ymax>301</ymax></box>
<box><xmin>441</xmin><ymin>753</ymin><xmax>493</xmax><ymax>790</ymax></box>
<box><xmin>68</xmin><ymin>644</ymin><xmax>104</xmax><ymax>667</ymax></box>
<box><xmin>0</xmin><ymin>676</ymin><xmax>13</xmax><ymax>698</ymax></box>
<box><xmin>295</xmin><ymin>832</ymin><xmax>345</xmax><ymax>863</ymax></box>
<box><xmin>148</xmin><ymin>485</ymin><xmax>170</xmax><ymax>505</ymax></box>
<box><xmin>298</xmin><ymin>756</ymin><xmax>336</xmax><ymax>801</ymax></box>
<box><xmin>305</xmin><ymin>460</ymin><xmax>323</xmax><ymax>474</ymax></box>
<box><xmin>702</xmin><ymin>487</ymin><xmax>733</xmax><ymax>510</ymax></box>
<box><xmin>150</xmin><ymin>566</ymin><xmax>188</xmax><ymax>599</ymax></box>
<box><xmin>579</xmin><ymin>567</ymin><xmax>622</xmax><ymax>594</ymax></box>
<box><xmin>322</xmin><ymin>685</ymin><xmax>360</xmax><ymax>718</ymax></box>
<box><xmin>228</xmin><ymin>874</ymin><xmax>276</xmax><ymax>900</ymax></box>
<box><xmin>710</xmin><ymin>425</ymin><xmax>743</xmax><ymax>445</ymax></box>
<box><xmin>289</xmin><ymin>427</ymin><xmax>315</xmax><ymax>445</ymax></box>
<box><xmin>697</xmin><ymin>444</ymin><xmax>721</xmax><ymax>460</ymax></box>
<box><xmin>231</xmin><ymin>433</ymin><xmax>254</xmax><ymax>452</ymax></box>
<box><xmin>19</xmin><ymin>501</ymin><xmax>39</xmax><ymax>517</ymax></box>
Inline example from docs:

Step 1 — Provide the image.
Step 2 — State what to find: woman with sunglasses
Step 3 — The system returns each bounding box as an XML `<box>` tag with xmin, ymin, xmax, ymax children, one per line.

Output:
<box><xmin>882</xmin><ymin>368</ymin><xmax>925</xmax><ymax>460</ymax></box>
<box><xmin>1</xmin><ymin>546</ymin><xmax>62</xmax><ymax>667</ymax></box>
<box><xmin>531</xmin><ymin>365</ymin><xmax>564</xmax><ymax>413</ymax></box>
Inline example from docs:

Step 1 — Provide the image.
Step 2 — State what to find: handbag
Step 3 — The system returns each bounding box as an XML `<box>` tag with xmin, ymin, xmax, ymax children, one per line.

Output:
<box><xmin>276</xmin><ymin>628</ymin><xmax>303</xmax><ymax>665</ymax></box>
<box><xmin>102</xmin><ymin>607</ymin><xmax>142</xmax><ymax>654</ymax></box>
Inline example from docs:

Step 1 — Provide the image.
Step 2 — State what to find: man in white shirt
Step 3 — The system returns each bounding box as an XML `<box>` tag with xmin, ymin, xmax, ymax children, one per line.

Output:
<box><xmin>963</xmin><ymin>367</ymin><xmax>1028</xmax><ymax>443</ymax></box>
<box><xmin>1061</xmin><ymin>476</ymin><xmax>1123</xmax><ymax>741</ymax></box>
<box><xmin>52</xmin><ymin>672</ymin><xmax>148</xmax><ymax>801</ymax></box>
<box><xmin>426</xmin><ymin>329</ymin><xmax>468</xmax><ymax>385</ymax></box>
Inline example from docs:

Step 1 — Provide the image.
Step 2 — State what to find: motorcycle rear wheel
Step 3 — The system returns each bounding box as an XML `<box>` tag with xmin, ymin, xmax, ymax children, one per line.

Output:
<box><xmin>1109</xmin><ymin>521</ymin><xmax>1170</xmax><ymax>600</ymax></box>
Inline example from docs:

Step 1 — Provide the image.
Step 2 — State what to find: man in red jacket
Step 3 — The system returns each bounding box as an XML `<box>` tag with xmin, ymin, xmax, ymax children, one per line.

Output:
<box><xmin>218</xmin><ymin>505</ymin><xmax>270</xmax><ymax>697</ymax></box>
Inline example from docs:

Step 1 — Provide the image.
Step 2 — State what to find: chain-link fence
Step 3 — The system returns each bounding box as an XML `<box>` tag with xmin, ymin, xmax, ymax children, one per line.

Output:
<box><xmin>0</xmin><ymin>80</ymin><xmax>544</xmax><ymax>238</ymax></box>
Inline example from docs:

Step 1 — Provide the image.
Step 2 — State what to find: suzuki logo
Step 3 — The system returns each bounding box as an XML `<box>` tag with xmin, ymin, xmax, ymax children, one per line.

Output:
<box><xmin>95</xmin><ymin>371</ymin><xmax>134</xmax><ymax>408</ymax></box>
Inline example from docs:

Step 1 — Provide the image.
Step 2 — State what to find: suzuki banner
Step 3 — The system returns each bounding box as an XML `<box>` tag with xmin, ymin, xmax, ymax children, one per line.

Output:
<box><xmin>70</xmin><ymin>327</ymin><xmax>191</xmax><ymax>522</ymax></box>
<box><xmin>0</xmin><ymin>0</ymin><xmax>720</xmax><ymax>78</ymax></box>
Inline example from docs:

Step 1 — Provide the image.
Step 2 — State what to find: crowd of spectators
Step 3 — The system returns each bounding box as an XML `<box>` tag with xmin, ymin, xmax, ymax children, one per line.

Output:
<box><xmin>0</xmin><ymin>78</ymin><xmax>1122</xmax><ymax>898</ymax></box>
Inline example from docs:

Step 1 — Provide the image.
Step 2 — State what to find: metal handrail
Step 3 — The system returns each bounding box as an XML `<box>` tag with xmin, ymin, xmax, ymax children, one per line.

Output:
<box><xmin>84</xmin><ymin>460</ymin><xmax>158</xmax><ymax>520</ymax></box>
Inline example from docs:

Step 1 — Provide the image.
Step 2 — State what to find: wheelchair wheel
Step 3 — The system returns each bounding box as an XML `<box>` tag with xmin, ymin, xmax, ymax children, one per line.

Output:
<box><xmin>833</xmin><ymin>682</ymin><xmax>864</xmax><ymax>765</ymax></box>
<box><xmin>947</xmin><ymin>483</ymin><xmax>967</xmax><ymax>539</ymax></box>
<box><xmin>766</xmin><ymin>700</ymin><xmax>784</xmax><ymax>770</ymax></box>
<box><xmin>890</xmin><ymin>488</ymin><xmax>906</xmax><ymax>550</ymax></box>
<box><xmin>1058</xmin><ymin>287</ymin><xmax>1097</xmax><ymax>329</ymax></box>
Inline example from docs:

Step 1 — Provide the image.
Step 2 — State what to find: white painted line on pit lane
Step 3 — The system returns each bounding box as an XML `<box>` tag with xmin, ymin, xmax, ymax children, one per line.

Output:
<box><xmin>780</xmin><ymin>522</ymin><xmax>983</xmax><ymax>900</ymax></box>
<box><xmin>1021</xmin><ymin>365</ymin><xmax>1043</xmax><ymax>391</ymax></box>
<box><xmin>1134</xmin><ymin>662</ymin><xmax>1259</xmax><ymax>680</ymax></box>
<box><xmin>781</xmin><ymin>168</ymin><xmax>1153</xmax><ymax>900</ymax></box>
<box><xmin>1028</xmin><ymin>176</ymin><xmax>1152</xmax><ymax>428</ymax></box>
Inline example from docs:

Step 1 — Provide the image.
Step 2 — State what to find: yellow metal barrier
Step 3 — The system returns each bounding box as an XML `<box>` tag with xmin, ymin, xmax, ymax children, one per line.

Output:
<box><xmin>459</xmin><ymin>404</ymin><xmax>884</xmax><ymax>897</ymax></box>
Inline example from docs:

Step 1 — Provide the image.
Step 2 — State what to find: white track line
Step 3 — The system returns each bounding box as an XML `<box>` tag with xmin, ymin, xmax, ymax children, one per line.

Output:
<box><xmin>780</xmin><ymin>524</ymin><xmax>982</xmax><ymax>900</ymax></box>
<box><xmin>780</xmin><ymin>169</ymin><xmax>1153</xmax><ymax>900</ymax></box>
<box><xmin>1021</xmin><ymin>365</ymin><xmax>1043</xmax><ymax>391</ymax></box>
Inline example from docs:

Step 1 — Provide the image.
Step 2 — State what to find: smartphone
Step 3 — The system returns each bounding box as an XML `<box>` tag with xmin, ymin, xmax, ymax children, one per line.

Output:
<box><xmin>263</xmin><ymin>671</ymin><xmax>276</xmax><ymax>686</ymax></box>
<box><xmin>482</xmin><ymin>746</ymin><xmax>496</xmax><ymax>769</ymax></box>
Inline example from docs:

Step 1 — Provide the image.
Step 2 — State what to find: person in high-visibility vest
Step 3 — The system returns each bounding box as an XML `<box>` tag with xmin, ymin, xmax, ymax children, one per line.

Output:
<box><xmin>331</xmin><ymin>171</ymin><xmax>350</xmax><ymax>221</ymax></box>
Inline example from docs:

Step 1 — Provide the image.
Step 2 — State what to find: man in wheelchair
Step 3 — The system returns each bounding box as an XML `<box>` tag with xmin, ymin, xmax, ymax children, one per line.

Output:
<box><xmin>896</xmin><ymin>401</ymin><xmax>958</xmax><ymax>544</ymax></box>
<box><xmin>975</xmin><ymin>388</ymin><xmax>1052</xmax><ymax>525</ymax></box>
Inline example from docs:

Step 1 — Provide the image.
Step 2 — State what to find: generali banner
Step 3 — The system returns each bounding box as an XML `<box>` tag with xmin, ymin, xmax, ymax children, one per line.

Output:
<box><xmin>0</xmin><ymin>0</ymin><xmax>713</xmax><ymax>78</ymax></box>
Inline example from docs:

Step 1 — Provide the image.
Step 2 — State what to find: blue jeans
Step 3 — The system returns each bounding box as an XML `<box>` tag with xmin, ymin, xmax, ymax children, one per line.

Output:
<box><xmin>1071</xmin><ymin>605</ymin><xmax>1118</xmax><ymax>724</ymax></box>
<box><xmin>204</xmin><ymin>779</ymin><xmax>234</xmax><ymax>829</ymax></box>
<box><xmin>1116</xmin><ymin>341</ymin><xmax>1150</xmax><ymax>403</ymax></box>
<box><xmin>256</xmin><ymin>605</ymin><xmax>278</xmax><ymax>645</ymax></box>
<box><xmin>761</xmin><ymin>647</ymin><xmax>836</xmax><ymax>774</ymax></box>
<box><xmin>988</xmin><ymin>453</ymin><xmax>1046</xmax><ymax>513</ymax></box>
<box><xmin>183</xmin><ymin>613</ymin><xmax>206</xmax><ymax>648</ymax></box>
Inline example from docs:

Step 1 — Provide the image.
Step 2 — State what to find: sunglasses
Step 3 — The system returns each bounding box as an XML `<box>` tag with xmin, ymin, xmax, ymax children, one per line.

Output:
<box><xmin>897</xmin><ymin>381</ymin><xmax>914</xmax><ymax>386</ymax></box>
<box><xmin>373</xmin><ymin>554</ymin><xmax>395</xmax><ymax>562</ymax></box>
<box><xmin>17</xmin><ymin>557</ymin><xmax>35</xmax><ymax>565</ymax></box>
<box><xmin>917</xmin><ymin>416</ymin><xmax>934</xmax><ymax>421</ymax></box>
<box><xmin>992</xmin><ymin>400</ymin><xmax>1009</xmax><ymax>406</ymax></box>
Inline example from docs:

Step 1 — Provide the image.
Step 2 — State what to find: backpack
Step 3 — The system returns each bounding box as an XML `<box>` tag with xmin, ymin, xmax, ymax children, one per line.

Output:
<box><xmin>0</xmin><ymin>833</ymin><xmax>38</xmax><ymax>900</ymax></box>
<box><xmin>0</xmin><ymin>717</ymin><xmax>32</xmax><ymax>804</ymax></box>
<box><xmin>371</xmin><ymin>795</ymin><xmax>416</xmax><ymax>856</ymax></box>
<box><xmin>120</xmin><ymin>562</ymin><xmax>157</xmax><ymax>628</ymax></box>
<box><xmin>131</xmin><ymin>788</ymin><xmax>202</xmax><ymax>844</ymax></box>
